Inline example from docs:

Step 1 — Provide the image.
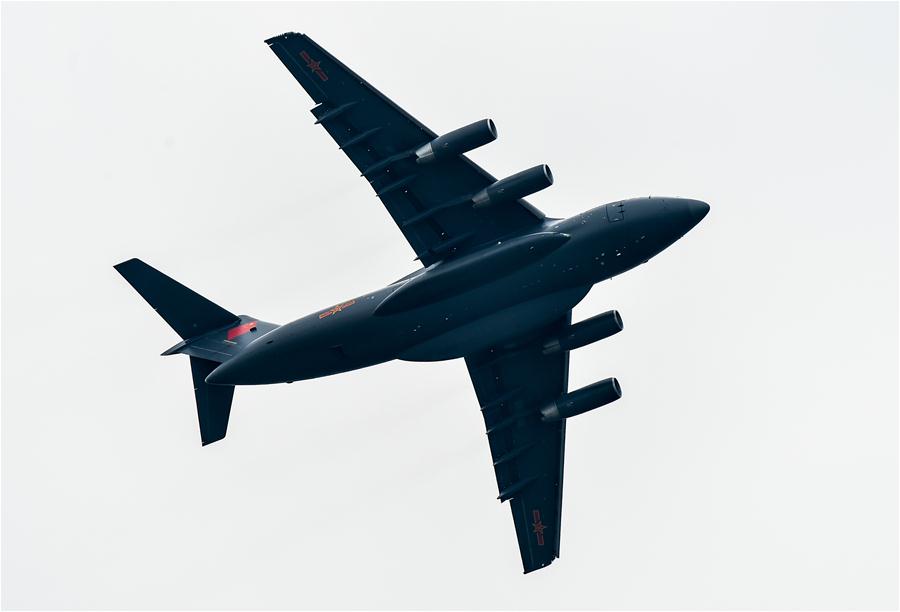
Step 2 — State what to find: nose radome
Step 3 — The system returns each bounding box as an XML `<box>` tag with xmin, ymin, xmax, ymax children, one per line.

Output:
<box><xmin>688</xmin><ymin>200</ymin><xmax>710</xmax><ymax>223</ymax></box>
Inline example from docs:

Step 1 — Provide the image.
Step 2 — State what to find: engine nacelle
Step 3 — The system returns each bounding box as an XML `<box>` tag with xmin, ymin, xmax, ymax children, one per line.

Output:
<box><xmin>415</xmin><ymin>119</ymin><xmax>497</xmax><ymax>163</ymax></box>
<box><xmin>472</xmin><ymin>164</ymin><xmax>554</xmax><ymax>208</ymax></box>
<box><xmin>543</xmin><ymin>310</ymin><xmax>624</xmax><ymax>355</ymax></box>
<box><xmin>540</xmin><ymin>378</ymin><xmax>622</xmax><ymax>421</ymax></box>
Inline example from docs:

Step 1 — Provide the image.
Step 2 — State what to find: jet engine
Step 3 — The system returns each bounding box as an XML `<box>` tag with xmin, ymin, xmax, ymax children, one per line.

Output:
<box><xmin>472</xmin><ymin>164</ymin><xmax>554</xmax><ymax>208</ymax></box>
<box><xmin>540</xmin><ymin>378</ymin><xmax>622</xmax><ymax>421</ymax></box>
<box><xmin>543</xmin><ymin>310</ymin><xmax>624</xmax><ymax>355</ymax></box>
<box><xmin>415</xmin><ymin>119</ymin><xmax>497</xmax><ymax>163</ymax></box>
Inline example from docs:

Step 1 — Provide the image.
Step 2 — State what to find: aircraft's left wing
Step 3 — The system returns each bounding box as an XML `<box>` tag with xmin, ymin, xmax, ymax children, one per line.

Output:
<box><xmin>464</xmin><ymin>314</ymin><xmax>571</xmax><ymax>573</ymax></box>
<box><xmin>265</xmin><ymin>33</ymin><xmax>546</xmax><ymax>267</ymax></box>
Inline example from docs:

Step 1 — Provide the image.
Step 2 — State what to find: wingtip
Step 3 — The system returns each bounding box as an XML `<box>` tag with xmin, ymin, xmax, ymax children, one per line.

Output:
<box><xmin>113</xmin><ymin>257</ymin><xmax>140</xmax><ymax>271</ymax></box>
<box><xmin>523</xmin><ymin>558</ymin><xmax>556</xmax><ymax>574</ymax></box>
<box><xmin>201</xmin><ymin>432</ymin><xmax>227</xmax><ymax>446</ymax></box>
<box><xmin>264</xmin><ymin>32</ymin><xmax>306</xmax><ymax>45</ymax></box>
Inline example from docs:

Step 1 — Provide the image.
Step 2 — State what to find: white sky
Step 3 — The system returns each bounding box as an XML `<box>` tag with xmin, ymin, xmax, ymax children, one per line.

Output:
<box><xmin>2</xmin><ymin>1</ymin><xmax>897</xmax><ymax>609</ymax></box>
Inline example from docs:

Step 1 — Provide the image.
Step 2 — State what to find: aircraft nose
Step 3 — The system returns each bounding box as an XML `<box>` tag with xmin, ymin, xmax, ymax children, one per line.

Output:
<box><xmin>688</xmin><ymin>199</ymin><xmax>710</xmax><ymax>223</ymax></box>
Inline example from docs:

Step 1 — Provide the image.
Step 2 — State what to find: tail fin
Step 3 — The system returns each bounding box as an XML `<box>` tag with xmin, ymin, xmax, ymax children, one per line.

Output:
<box><xmin>115</xmin><ymin>258</ymin><xmax>278</xmax><ymax>446</ymax></box>
<box><xmin>190</xmin><ymin>357</ymin><xmax>235</xmax><ymax>445</ymax></box>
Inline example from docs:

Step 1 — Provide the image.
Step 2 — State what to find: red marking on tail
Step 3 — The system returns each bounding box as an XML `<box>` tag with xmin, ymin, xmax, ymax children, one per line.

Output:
<box><xmin>227</xmin><ymin>321</ymin><xmax>257</xmax><ymax>341</ymax></box>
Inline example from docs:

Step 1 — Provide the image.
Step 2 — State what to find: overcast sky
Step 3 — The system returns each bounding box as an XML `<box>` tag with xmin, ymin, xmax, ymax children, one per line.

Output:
<box><xmin>2</xmin><ymin>1</ymin><xmax>897</xmax><ymax>609</ymax></box>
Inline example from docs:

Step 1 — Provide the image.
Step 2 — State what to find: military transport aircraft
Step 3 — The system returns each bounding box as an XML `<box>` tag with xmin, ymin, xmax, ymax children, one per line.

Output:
<box><xmin>116</xmin><ymin>32</ymin><xmax>709</xmax><ymax>573</ymax></box>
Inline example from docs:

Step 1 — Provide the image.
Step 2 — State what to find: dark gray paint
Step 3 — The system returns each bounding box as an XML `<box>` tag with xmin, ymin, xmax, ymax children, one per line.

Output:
<box><xmin>115</xmin><ymin>32</ymin><xmax>710</xmax><ymax>574</ymax></box>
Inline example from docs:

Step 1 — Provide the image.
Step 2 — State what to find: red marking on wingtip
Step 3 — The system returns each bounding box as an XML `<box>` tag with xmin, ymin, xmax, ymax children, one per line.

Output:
<box><xmin>532</xmin><ymin>510</ymin><xmax>546</xmax><ymax>546</ymax></box>
<box><xmin>300</xmin><ymin>50</ymin><xmax>329</xmax><ymax>81</ymax></box>
<box><xmin>227</xmin><ymin>321</ymin><xmax>257</xmax><ymax>341</ymax></box>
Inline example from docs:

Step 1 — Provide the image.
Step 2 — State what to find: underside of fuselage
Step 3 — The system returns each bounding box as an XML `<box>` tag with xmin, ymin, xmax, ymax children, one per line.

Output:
<box><xmin>204</xmin><ymin>196</ymin><xmax>709</xmax><ymax>385</ymax></box>
<box><xmin>398</xmin><ymin>284</ymin><xmax>592</xmax><ymax>361</ymax></box>
<box><xmin>204</xmin><ymin>278</ymin><xmax>591</xmax><ymax>384</ymax></box>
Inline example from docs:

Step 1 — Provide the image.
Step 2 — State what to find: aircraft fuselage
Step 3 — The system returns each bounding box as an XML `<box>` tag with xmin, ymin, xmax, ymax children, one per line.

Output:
<box><xmin>206</xmin><ymin>196</ymin><xmax>708</xmax><ymax>386</ymax></box>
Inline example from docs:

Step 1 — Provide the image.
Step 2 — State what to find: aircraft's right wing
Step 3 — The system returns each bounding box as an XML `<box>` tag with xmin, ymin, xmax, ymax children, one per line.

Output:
<box><xmin>464</xmin><ymin>314</ymin><xmax>571</xmax><ymax>573</ymax></box>
<box><xmin>265</xmin><ymin>32</ymin><xmax>546</xmax><ymax>267</ymax></box>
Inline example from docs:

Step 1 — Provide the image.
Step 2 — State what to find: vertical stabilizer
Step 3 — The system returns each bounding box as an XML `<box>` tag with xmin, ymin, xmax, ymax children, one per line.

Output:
<box><xmin>190</xmin><ymin>357</ymin><xmax>235</xmax><ymax>446</ymax></box>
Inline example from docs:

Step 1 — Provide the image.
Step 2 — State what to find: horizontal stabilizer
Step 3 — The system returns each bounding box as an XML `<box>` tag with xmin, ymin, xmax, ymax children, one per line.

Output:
<box><xmin>114</xmin><ymin>258</ymin><xmax>239</xmax><ymax>340</ymax></box>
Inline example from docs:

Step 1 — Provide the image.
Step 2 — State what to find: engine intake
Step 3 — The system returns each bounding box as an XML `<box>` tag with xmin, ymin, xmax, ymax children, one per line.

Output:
<box><xmin>540</xmin><ymin>378</ymin><xmax>621</xmax><ymax>421</ymax></box>
<box><xmin>415</xmin><ymin>119</ymin><xmax>497</xmax><ymax>163</ymax></box>
<box><xmin>472</xmin><ymin>164</ymin><xmax>553</xmax><ymax>208</ymax></box>
<box><xmin>543</xmin><ymin>310</ymin><xmax>624</xmax><ymax>355</ymax></box>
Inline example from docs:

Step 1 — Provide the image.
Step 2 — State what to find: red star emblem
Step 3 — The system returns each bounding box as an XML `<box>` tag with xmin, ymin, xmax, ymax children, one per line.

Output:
<box><xmin>300</xmin><ymin>50</ymin><xmax>329</xmax><ymax>82</ymax></box>
<box><xmin>319</xmin><ymin>299</ymin><xmax>356</xmax><ymax>319</ymax></box>
<box><xmin>532</xmin><ymin>509</ymin><xmax>546</xmax><ymax>546</ymax></box>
